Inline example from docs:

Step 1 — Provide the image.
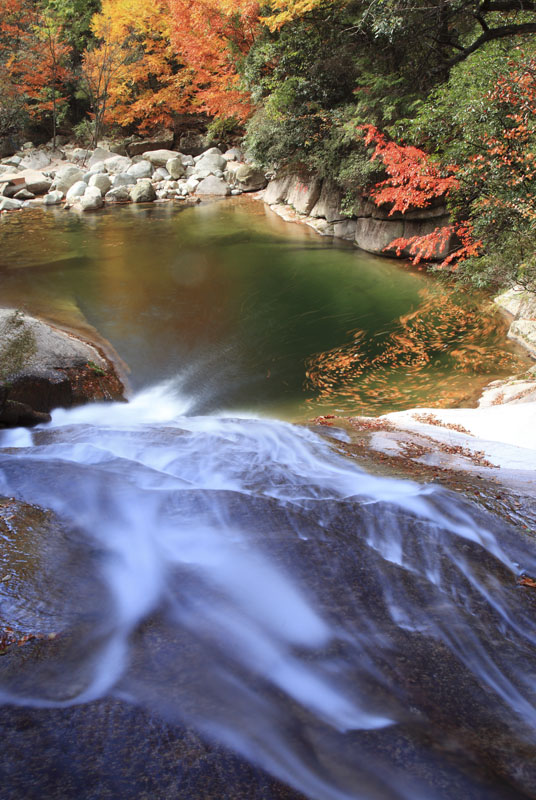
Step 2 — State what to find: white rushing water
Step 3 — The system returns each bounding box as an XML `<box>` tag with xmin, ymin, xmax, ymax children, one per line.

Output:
<box><xmin>1</xmin><ymin>382</ymin><xmax>536</xmax><ymax>799</ymax></box>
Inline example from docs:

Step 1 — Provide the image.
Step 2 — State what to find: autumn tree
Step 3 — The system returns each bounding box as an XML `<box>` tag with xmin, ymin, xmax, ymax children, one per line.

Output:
<box><xmin>166</xmin><ymin>0</ymin><xmax>260</xmax><ymax>123</ymax></box>
<box><xmin>82</xmin><ymin>0</ymin><xmax>191</xmax><ymax>136</ymax></box>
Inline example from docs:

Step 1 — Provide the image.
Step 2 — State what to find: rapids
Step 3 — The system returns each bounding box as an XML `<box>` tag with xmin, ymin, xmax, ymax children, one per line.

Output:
<box><xmin>1</xmin><ymin>382</ymin><xmax>536</xmax><ymax>799</ymax></box>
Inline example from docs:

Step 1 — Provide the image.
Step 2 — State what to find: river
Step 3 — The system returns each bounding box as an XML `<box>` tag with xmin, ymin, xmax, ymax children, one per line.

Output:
<box><xmin>0</xmin><ymin>200</ymin><xmax>535</xmax><ymax>799</ymax></box>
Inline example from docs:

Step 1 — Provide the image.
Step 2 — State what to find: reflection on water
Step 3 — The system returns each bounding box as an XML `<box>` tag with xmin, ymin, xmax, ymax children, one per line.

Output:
<box><xmin>0</xmin><ymin>200</ymin><xmax>528</xmax><ymax>418</ymax></box>
<box><xmin>305</xmin><ymin>287</ymin><xmax>524</xmax><ymax>414</ymax></box>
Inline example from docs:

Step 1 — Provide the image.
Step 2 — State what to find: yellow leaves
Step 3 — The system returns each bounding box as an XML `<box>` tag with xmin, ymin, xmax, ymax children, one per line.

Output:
<box><xmin>260</xmin><ymin>0</ymin><xmax>344</xmax><ymax>32</ymax></box>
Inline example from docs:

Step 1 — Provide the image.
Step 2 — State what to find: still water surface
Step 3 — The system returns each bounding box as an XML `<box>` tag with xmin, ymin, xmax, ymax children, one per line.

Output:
<box><xmin>0</xmin><ymin>199</ymin><xmax>527</xmax><ymax>417</ymax></box>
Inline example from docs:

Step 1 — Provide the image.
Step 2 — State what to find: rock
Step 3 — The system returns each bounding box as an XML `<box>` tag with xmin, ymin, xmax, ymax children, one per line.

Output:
<box><xmin>310</xmin><ymin>179</ymin><xmax>345</xmax><ymax>223</ymax></box>
<box><xmin>142</xmin><ymin>149</ymin><xmax>180</xmax><ymax>167</ymax></box>
<box><xmin>69</xmin><ymin>148</ymin><xmax>92</xmax><ymax>164</ymax></box>
<box><xmin>0</xmin><ymin>197</ymin><xmax>23</xmax><ymax>211</ymax></box>
<box><xmin>112</xmin><ymin>173</ymin><xmax>136</xmax><ymax>188</ymax></box>
<box><xmin>180</xmin><ymin>154</ymin><xmax>195</xmax><ymax>167</ymax></box>
<box><xmin>126</xmin><ymin>160</ymin><xmax>153</xmax><ymax>179</ymax></box>
<box><xmin>5</xmin><ymin>155</ymin><xmax>22</xmax><ymax>167</ymax></box>
<box><xmin>230</xmin><ymin>189</ymin><xmax>242</xmax><ymax>196</ymax></box>
<box><xmin>87</xmin><ymin>161</ymin><xmax>107</xmax><ymax>174</ymax></box>
<box><xmin>19</xmin><ymin>150</ymin><xmax>51</xmax><ymax>170</ymax></box>
<box><xmin>333</xmin><ymin>219</ymin><xmax>357</xmax><ymax>240</ymax></box>
<box><xmin>130</xmin><ymin>179</ymin><xmax>156</xmax><ymax>203</ymax></box>
<box><xmin>495</xmin><ymin>287</ymin><xmax>536</xmax><ymax>320</ymax></box>
<box><xmin>66</xmin><ymin>180</ymin><xmax>89</xmax><ymax>200</ymax></box>
<box><xmin>153</xmin><ymin>167</ymin><xmax>170</xmax><ymax>181</ymax></box>
<box><xmin>234</xmin><ymin>163</ymin><xmax>267</xmax><ymax>192</ymax></box>
<box><xmin>53</xmin><ymin>165</ymin><xmax>84</xmax><ymax>194</ymax></box>
<box><xmin>127</xmin><ymin>131</ymin><xmax>174</xmax><ymax>156</ymax></box>
<box><xmin>478</xmin><ymin>377</ymin><xmax>536</xmax><ymax>407</ymax></box>
<box><xmin>286</xmin><ymin>175</ymin><xmax>322</xmax><ymax>215</ymax></box>
<box><xmin>508</xmin><ymin>320</ymin><xmax>536</xmax><ymax>358</ymax></box>
<box><xmin>185</xmin><ymin>176</ymin><xmax>200</xmax><ymax>194</ymax></box>
<box><xmin>103</xmin><ymin>155</ymin><xmax>132</xmax><ymax>174</ymax></box>
<box><xmin>0</xmin><ymin>309</ymin><xmax>124</xmax><ymax>423</ymax></box>
<box><xmin>202</xmin><ymin>147</ymin><xmax>223</xmax><ymax>157</ymax></box>
<box><xmin>13</xmin><ymin>189</ymin><xmax>35</xmax><ymax>201</ymax></box>
<box><xmin>0</xmin><ymin>178</ymin><xmax>26</xmax><ymax>198</ymax></box>
<box><xmin>43</xmin><ymin>190</ymin><xmax>64</xmax><ymax>206</ymax></box>
<box><xmin>264</xmin><ymin>174</ymin><xmax>295</xmax><ymax>205</ymax></box>
<box><xmin>104</xmin><ymin>186</ymin><xmax>131</xmax><ymax>203</ymax></box>
<box><xmin>166</xmin><ymin>157</ymin><xmax>185</xmax><ymax>179</ymax></box>
<box><xmin>194</xmin><ymin>153</ymin><xmax>227</xmax><ymax>173</ymax></box>
<box><xmin>22</xmin><ymin>171</ymin><xmax>52</xmax><ymax>195</ymax></box>
<box><xmin>89</xmin><ymin>173</ymin><xmax>112</xmax><ymax>194</ymax></box>
<box><xmin>195</xmin><ymin>176</ymin><xmax>231</xmax><ymax>196</ymax></box>
<box><xmin>355</xmin><ymin>217</ymin><xmax>404</xmax><ymax>254</ymax></box>
<box><xmin>223</xmin><ymin>147</ymin><xmax>242</xmax><ymax>161</ymax></box>
<box><xmin>109</xmin><ymin>142</ymin><xmax>129</xmax><ymax>156</ymax></box>
<box><xmin>79</xmin><ymin>186</ymin><xmax>104</xmax><ymax>211</ymax></box>
<box><xmin>178</xmin><ymin>131</ymin><xmax>205</xmax><ymax>155</ymax></box>
<box><xmin>88</xmin><ymin>147</ymin><xmax>113</xmax><ymax>167</ymax></box>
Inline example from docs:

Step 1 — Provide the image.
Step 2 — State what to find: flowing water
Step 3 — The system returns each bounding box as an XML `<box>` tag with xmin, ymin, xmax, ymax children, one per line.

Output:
<box><xmin>1</xmin><ymin>202</ymin><xmax>535</xmax><ymax>799</ymax></box>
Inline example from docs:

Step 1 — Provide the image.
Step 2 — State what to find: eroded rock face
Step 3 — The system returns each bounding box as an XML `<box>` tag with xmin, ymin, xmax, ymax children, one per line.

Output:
<box><xmin>0</xmin><ymin>310</ymin><xmax>125</xmax><ymax>427</ymax></box>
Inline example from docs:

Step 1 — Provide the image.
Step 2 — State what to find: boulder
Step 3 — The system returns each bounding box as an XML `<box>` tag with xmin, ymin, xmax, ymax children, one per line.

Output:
<box><xmin>53</xmin><ymin>165</ymin><xmax>84</xmax><ymax>194</ymax></box>
<box><xmin>0</xmin><ymin>197</ymin><xmax>23</xmax><ymax>211</ymax></box>
<box><xmin>103</xmin><ymin>155</ymin><xmax>132</xmax><ymax>174</ymax></box>
<box><xmin>130</xmin><ymin>179</ymin><xmax>156</xmax><ymax>203</ymax></box>
<box><xmin>22</xmin><ymin>171</ymin><xmax>52</xmax><ymax>195</ymax></box>
<box><xmin>508</xmin><ymin>320</ymin><xmax>536</xmax><ymax>358</ymax></box>
<box><xmin>126</xmin><ymin>131</ymin><xmax>174</xmax><ymax>156</ymax></box>
<box><xmin>495</xmin><ymin>287</ymin><xmax>536</xmax><ymax>320</ymax></box>
<box><xmin>180</xmin><ymin>154</ymin><xmax>195</xmax><ymax>167</ymax></box>
<box><xmin>66</xmin><ymin>180</ymin><xmax>88</xmax><ymax>200</ymax></box>
<box><xmin>194</xmin><ymin>153</ymin><xmax>227</xmax><ymax>173</ymax></box>
<box><xmin>223</xmin><ymin>147</ymin><xmax>242</xmax><ymax>162</ymax></box>
<box><xmin>0</xmin><ymin>309</ymin><xmax>124</xmax><ymax>426</ymax></box>
<box><xmin>234</xmin><ymin>163</ymin><xmax>267</xmax><ymax>192</ymax></box>
<box><xmin>79</xmin><ymin>186</ymin><xmax>104</xmax><ymax>211</ymax></box>
<box><xmin>195</xmin><ymin>175</ymin><xmax>230</xmax><ymax>196</ymax></box>
<box><xmin>43</xmin><ymin>190</ymin><xmax>64</xmax><ymax>206</ymax></box>
<box><xmin>87</xmin><ymin>161</ymin><xmax>107</xmax><ymax>174</ymax></box>
<box><xmin>126</xmin><ymin>160</ymin><xmax>153</xmax><ymax>179</ymax></box>
<box><xmin>89</xmin><ymin>173</ymin><xmax>112</xmax><ymax>194</ymax></box>
<box><xmin>13</xmin><ymin>189</ymin><xmax>35</xmax><ymax>201</ymax></box>
<box><xmin>19</xmin><ymin>150</ymin><xmax>51</xmax><ymax>171</ymax></box>
<box><xmin>104</xmin><ymin>186</ymin><xmax>131</xmax><ymax>203</ymax></box>
<box><xmin>112</xmin><ymin>173</ymin><xmax>136</xmax><ymax>188</ymax></box>
<box><xmin>153</xmin><ymin>167</ymin><xmax>170</xmax><ymax>181</ymax></box>
<box><xmin>185</xmin><ymin>176</ymin><xmax>200</xmax><ymax>194</ymax></box>
<box><xmin>166</xmin><ymin>157</ymin><xmax>185</xmax><ymax>179</ymax></box>
<box><xmin>143</xmin><ymin>149</ymin><xmax>180</xmax><ymax>167</ymax></box>
<box><xmin>88</xmin><ymin>147</ymin><xmax>113</xmax><ymax>167</ymax></box>
<box><xmin>69</xmin><ymin>148</ymin><xmax>92</xmax><ymax>163</ymax></box>
<box><xmin>286</xmin><ymin>175</ymin><xmax>322</xmax><ymax>215</ymax></box>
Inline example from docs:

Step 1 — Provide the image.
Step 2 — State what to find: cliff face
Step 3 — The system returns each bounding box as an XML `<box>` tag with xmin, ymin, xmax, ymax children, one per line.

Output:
<box><xmin>264</xmin><ymin>172</ymin><xmax>453</xmax><ymax>260</ymax></box>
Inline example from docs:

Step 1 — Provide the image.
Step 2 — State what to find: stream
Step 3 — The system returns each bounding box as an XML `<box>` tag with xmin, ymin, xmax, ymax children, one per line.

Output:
<box><xmin>0</xmin><ymin>201</ymin><xmax>535</xmax><ymax>799</ymax></box>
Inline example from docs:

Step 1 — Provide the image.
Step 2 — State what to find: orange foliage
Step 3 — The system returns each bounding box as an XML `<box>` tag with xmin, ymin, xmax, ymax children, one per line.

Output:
<box><xmin>165</xmin><ymin>0</ymin><xmax>260</xmax><ymax>121</ymax></box>
<box><xmin>361</xmin><ymin>124</ymin><xmax>458</xmax><ymax>214</ymax></box>
<box><xmin>0</xmin><ymin>0</ymin><xmax>72</xmax><ymax>128</ymax></box>
<box><xmin>88</xmin><ymin>0</ymin><xmax>189</xmax><ymax>132</ymax></box>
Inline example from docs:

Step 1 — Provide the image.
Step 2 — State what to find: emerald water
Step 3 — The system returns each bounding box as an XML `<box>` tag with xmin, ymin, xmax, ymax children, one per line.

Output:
<box><xmin>0</xmin><ymin>198</ymin><xmax>527</xmax><ymax>418</ymax></box>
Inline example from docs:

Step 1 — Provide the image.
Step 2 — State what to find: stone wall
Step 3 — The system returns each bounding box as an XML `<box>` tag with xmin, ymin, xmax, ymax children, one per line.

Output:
<box><xmin>263</xmin><ymin>172</ymin><xmax>453</xmax><ymax>260</ymax></box>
